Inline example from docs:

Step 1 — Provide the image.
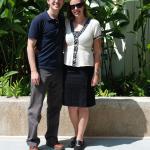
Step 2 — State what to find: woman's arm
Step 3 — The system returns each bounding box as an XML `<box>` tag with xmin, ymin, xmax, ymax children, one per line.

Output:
<box><xmin>91</xmin><ymin>38</ymin><xmax>102</xmax><ymax>86</ymax></box>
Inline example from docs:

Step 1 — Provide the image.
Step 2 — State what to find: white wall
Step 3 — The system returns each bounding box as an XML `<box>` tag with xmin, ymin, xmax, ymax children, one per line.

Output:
<box><xmin>111</xmin><ymin>1</ymin><xmax>150</xmax><ymax>76</ymax></box>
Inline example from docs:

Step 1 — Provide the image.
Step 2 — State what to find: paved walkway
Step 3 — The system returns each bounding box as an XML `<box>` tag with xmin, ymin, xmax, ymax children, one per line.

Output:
<box><xmin>0</xmin><ymin>136</ymin><xmax>150</xmax><ymax>150</ymax></box>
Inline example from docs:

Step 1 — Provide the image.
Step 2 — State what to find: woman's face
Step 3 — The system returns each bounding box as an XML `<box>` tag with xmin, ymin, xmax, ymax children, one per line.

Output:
<box><xmin>70</xmin><ymin>0</ymin><xmax>84</xmax><ymax>17</ymax></box>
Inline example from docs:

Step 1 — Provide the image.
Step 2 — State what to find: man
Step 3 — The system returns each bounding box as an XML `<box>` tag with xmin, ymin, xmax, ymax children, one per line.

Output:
<box><xmin>26</xmin><ymin>0</ymin><xmax>65</xmax><ymax>150</ymax></box>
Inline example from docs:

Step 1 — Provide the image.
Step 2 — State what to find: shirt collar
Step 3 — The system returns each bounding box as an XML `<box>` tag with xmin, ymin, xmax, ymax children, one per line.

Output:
<box><xmin>45</xmin><ymin>10</ymin><xmax>53</xmax><ymax>21</ymax></box>
<box><xmin>45</xmin><ymin>10</ymin><xmax>61</xmax><ymax>22</ymax></box>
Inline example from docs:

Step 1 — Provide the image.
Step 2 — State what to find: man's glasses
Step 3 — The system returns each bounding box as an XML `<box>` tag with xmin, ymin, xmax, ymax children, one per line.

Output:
<box><xmin>70</xmin><ymin>2</ymin><xmax>84</xmax><ymax>10</ymax></box>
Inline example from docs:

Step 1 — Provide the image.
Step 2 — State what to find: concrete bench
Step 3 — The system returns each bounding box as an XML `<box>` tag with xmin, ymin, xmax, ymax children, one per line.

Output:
<box><xmin>0</xmin><ymin>96</ymin><xmax>149</xmax><ymax>137</ymax></box>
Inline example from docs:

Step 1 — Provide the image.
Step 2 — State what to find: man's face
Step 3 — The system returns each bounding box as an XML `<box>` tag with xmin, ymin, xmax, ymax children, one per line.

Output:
<box><xmin>47</xmin><ymin>0</ymin><xmax>64</xmax><ymax>11</ymax></box>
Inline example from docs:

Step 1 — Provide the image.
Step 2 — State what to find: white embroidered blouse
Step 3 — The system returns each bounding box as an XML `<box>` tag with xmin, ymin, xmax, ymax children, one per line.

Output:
<box><xmin>64</xmin><ymin>18</ymin><xmax>101</xmax><ymax>67</ymax></box>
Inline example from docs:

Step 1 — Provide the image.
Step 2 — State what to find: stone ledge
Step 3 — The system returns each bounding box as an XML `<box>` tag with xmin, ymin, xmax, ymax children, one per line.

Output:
<box><xmin>0</xmin><ymin>96</ymin><xmax>150</xmax><ymax>137</ymax></box>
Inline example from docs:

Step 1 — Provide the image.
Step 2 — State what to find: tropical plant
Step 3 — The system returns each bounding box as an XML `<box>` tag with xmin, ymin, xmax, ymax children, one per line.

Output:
<box><xmin>0</xmin><ymin>71</ymin><xmax>18</xmax><ymax>96</ymax></box>
<box><xmin>87</xmin><ymin>0</ymin><xmax>129</xmax><ymax>80</ymax></box>
<box><xmin>147</xmin><ymin>43</ymin><xmax>150</xmax><ymax>50</ymax></box>
<box><xmin>0</xmin><ymin>0</ymin><xmax>47</xmax><ymax>96</ymax></box>
<box><xmin>95</xmin><ymin>84</ymin><xmax>117</xmax><ymax>96</ymax></box>
<box><xmin>0</xmin><ymin>0</ymin><xmax>47</xmax><ymax>78</ymax></box>
<box><xmin>0</xmin><ymin>71</ymin><xmax>30</xmax><ymax>97</ymax></box>
<box><xmin>9</xmin><ymin>77</ymin><xmax>30</xmax><ymax>97</ymax></box>
<box><xmin>0</xmin><ymin>0</ymin><xmax>48</xmax><ymax>97</ymax></box>
<box><xmin>0</xmin><ymin>0</ymin><xmax>149</xmax><ymax>97</ymax></box>
<box><xmin>133</xmin><ymin>0</ymin><xmax>150</xmax><ymax>75</ymax></box>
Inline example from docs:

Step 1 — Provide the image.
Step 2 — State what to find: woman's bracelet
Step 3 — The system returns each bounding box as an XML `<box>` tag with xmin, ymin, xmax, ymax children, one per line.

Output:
<box><xmin>94</xmin><ymin>71</ymin><xmax>100</xmax><ymax>76</ymax></box>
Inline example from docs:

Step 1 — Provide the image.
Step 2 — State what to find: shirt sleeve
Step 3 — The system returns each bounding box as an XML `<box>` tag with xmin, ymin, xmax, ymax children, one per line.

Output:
<box><xmin>93</xmin><ymin>20</ymin><xmax>101</xmax><ymax>39</ymax></box>
<box><xmin>28</xmin><ymin>17</ymin><xmax>40</xmax><ymax>39</ymax></box>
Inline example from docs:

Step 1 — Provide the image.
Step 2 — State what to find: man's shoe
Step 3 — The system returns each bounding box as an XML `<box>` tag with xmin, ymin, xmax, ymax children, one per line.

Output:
<box><xmin>53</xmin><ymin>143</ymin><xmax>65</xmax><ymax>150</ymax></box>
<box><xmin>29</xmin><ymin>145</ymin><xmax>38</xmax><ymax>150</ymax></box>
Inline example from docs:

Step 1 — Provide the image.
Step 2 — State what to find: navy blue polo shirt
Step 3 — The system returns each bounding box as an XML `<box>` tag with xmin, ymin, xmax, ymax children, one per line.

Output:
<box><xmin>28</xmin><ymin>11</ymin><xmax>65</xmax><ymax>71</ymax></box>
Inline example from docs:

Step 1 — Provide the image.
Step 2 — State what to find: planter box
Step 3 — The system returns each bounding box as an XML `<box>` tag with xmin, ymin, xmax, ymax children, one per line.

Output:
<box><xmin>0</xmin><ymin>96</ymin><xmax>150</xmax><ymax>137</ymax></box>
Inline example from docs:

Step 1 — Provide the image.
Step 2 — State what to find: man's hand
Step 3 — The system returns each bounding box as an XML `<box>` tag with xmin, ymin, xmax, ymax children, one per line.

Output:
<box><xmin>31</xmin><ymin>71</ymin><xmax>40</xmax><ymax>85</ymax></box>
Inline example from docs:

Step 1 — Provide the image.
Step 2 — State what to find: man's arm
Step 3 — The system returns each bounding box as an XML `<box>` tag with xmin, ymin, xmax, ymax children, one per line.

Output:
<box><xmin>27</xmin><ymin>38</ymin><xmax>40</xmax><ymax>85</ymax></box>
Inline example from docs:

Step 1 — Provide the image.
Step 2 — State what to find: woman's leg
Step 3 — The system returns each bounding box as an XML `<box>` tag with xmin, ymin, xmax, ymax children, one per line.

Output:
<box><xmin>76</xmin><ymin>107</ymin><xmax>89</xmax><ymax>141</ymax></box>
<box><xmin>68</xmin><ymin>107</ymin><xmax>79</xmax><ymax>136</ymax></box>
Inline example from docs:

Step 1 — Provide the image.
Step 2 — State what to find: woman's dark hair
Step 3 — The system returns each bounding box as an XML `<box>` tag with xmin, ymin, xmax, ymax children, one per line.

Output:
<box><xmin>67</xmin><ymin>0</ymin><xmax>88</xmax><ymax>20</ymax></box>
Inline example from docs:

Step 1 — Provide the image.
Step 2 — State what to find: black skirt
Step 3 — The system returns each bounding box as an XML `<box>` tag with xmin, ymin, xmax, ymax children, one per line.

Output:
<box><xmin>63</xmin><ymin>65</ymin><xmax>96</xmax><ymax>107</ymax></box>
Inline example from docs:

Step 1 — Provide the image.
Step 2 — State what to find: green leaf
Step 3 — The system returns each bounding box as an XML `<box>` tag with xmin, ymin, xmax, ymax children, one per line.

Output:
<box><xmin>110</xmin><ymin>30</ymin><xmax>125</xmax><ymax>39</ymax></box>
<box><xmin>143</xmin><ymin>1</ymin><xmax>150</xmax><ymax>5</ymax></box>
<box><xmin>143</xmin><ymin>5</ymin><xmax>150</xmax><ymax>12</ymax></box>
<box><xmin>14</xmin><ymin>19</ymin><xmax>21</xmax><ymax>23</ymax></box>
<box><xmin>110</xmin><ymin>12</ymin><xmax>129</xmax><ymax>21</ymax></box>
<box><xmin>8</xmin><ymin>0</ymin><xmax>15</xmax><ymax>8</ymax></box>
<box><xmin>119</xmin><ymin>21</ymin><xmax>129</xmax><ymax>27</ymax></box>
<box><xmin>0</xmin><ymin>0</ymin><xmax>6</xmax><ymax>8</ymax></box>
<box><xmin>126</xmin><ymin>0</ymin><xmax>139</xmax><ymax>1</ymax></box>
<box><xmin>0</xmin><ymin>30</ymin><xmax>8</xmax><ymax>37</ymax></box>
<box><xmin>147</xmin><ymin>44</ymin><xmax>150</xmax><ymax>50</ymax></box>
<box><xmin>100</xmin><ymin>0</ymin><xmax>115</xmax><ymax>5</ymax></box>
<box><xmin>0</xmin><ymin>8</ymin><xmax>11</xmax><ymax>18</ymax></box>
<box><xmin>133</xmin><ymin>14</ymin><xmax>144</xmax><ymax>31</ymax></box>
<box><xmin>90</xmin><ymin>6</ymin><xmax>107</xmax><ymax>25</ymax></box>
<box><xmin>4</xmin><ymin>71</ymin><xmax>18</xmax><ymax>78</ymax></box>
<box><xmin>7</xmin><ymin>23</ymin><xmax>26</xmax><ymax>34</ymax></box>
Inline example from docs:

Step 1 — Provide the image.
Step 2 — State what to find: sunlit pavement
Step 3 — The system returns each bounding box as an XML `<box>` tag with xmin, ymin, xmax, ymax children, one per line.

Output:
<box><xmin>0</xmin><ymin>136</ymin><xmax>150</xmax><ymax>150</ymax></box>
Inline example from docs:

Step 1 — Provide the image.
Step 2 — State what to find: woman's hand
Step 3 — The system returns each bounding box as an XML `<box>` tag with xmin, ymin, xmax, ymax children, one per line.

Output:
<box><xmin>91</xmin><ymin>73</ymin><xmax>100</xmax><ymax>87</ymax></box>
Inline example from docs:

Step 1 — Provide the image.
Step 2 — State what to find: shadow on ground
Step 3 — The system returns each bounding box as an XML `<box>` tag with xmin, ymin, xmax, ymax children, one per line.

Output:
<box><xmin>38</xmin><ymin>137</ymin><xmax>143</xmax><ymax>149</ymax></box>
<box><xmin>39</xmin><ymin>98</ymin><xmax>147</xmax><ymax>149</ymax></box>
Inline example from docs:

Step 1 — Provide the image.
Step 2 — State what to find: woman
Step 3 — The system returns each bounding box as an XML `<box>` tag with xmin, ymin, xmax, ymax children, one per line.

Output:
<box><xmin>63</xmin><ymin>0</ymin><xmax>102</xmax><ymax>149</ymax></box>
